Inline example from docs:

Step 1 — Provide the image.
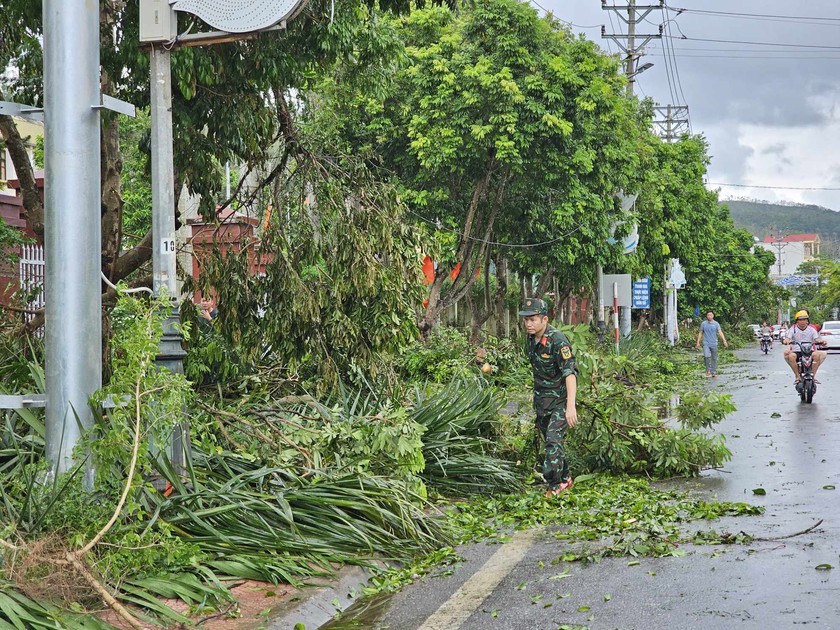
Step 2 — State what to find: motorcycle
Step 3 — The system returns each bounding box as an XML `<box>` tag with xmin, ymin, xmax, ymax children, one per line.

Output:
<box><xmin>796</xmin><ymin>341</ymin><xmax>817</xmax><ymax>403</ymax></box>
<box><xmin>760</xmin><ymin>334</ymin><xmax>772</xmax><ymax>354</ymax></box>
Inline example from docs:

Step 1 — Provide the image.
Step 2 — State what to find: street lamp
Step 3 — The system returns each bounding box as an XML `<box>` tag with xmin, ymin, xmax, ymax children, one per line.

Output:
<box><xmin>629</xmin><ymin>62</ymin><xmax>654</xmax><ymax>78</ymax></box>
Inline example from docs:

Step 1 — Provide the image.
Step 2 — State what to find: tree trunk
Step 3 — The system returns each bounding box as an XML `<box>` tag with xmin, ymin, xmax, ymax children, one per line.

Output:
<box><xmin>495</xmin><ymin>256</ymin><xmax>508</xmax><ymax>338</ymax></box>
<box><xmin>0</xmin><ymin>90</ymin><xmax>44</xmax><ymax>242</ymax></box>
<box><xmin>467</xmin><ymin>249</ymin><xmax>493</xmax><ymax>344</ymax></box>
<box><xmin>535</xmin><ymin>269</ymin><xmax>554</xmax><ymax>300</ymax></box>
<box><xmin>523</xmin><ymin>274</ymin><xmax>534</xmax><ymax>299</ymax></box>
<box><xmin>100</xmin><ymin>96</ymin><xmax>124</xmax><ymax>280</ymax></box>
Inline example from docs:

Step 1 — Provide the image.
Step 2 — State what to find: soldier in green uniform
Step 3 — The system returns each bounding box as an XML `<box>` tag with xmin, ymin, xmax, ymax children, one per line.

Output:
<box><xmin>519</xmin><ymin>297</ymin><xmax>578</xmax><ymax>497</ymax></box>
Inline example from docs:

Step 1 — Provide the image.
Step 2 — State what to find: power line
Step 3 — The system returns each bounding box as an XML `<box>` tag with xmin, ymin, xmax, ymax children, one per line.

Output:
<box><xmin>525</xmin><ymin>0</ymin><xmax>601</xmax><ymax>29</ymax></box>
<box><xmin>665</xmin><ymin>5</ymin><xmax>840</xmax><ymax>24</ymax></box>
<box><xmin>668</xmin><ymin>35</ymin><xmax>840</xmax><ymax>50</ymax></box>
<box><xmin>652</xmin><ymin>52</ymin><xmax>840</xmax><ymax>60</ymax></box>
<box><xmin>708</xmin><ymin>182</ymin><xmax>840</xmax><ymax>191</ymax></box>
<box><xmin>661</xmin><ymin>10</ymin><xmax>688</xmax><ymax>114</ymax></box>
<box><xmin>652</xmin><ymin>44</ymin><xmax>840</xmax><ymax>53</ymax></box>
<box><xmin>656</xmin><ymin>13</ymin><xmax>678</xmax><ymax>105</ymax></box>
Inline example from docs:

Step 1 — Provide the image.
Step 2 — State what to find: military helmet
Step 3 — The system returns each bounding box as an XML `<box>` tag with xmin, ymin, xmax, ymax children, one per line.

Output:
<box><xmin>519</xmin><ymin>297</ymin><xmax>548</xmax><ymax>316</ymax></box>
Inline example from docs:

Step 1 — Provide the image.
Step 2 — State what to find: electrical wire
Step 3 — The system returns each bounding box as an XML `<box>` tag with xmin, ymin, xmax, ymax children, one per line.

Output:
<box><xmin>668</xmin><ymin>35</ymin><xmax>840</xmax><ymax>50</ymax></box>
<box><xmin>663</xmin><ymin>11</ymin><xmax>689</xmax><ymax>121</ymax></box>
<box><xmin>707</xmin><ymin>182</ymin><xmax>840</xmax><ymax>192</ymax></box>
<box><xmin>656</xmin><ymin>17</ymin><xmax>678</xmax><ymax>106</ymax></box>
<box><xmin>605</xmin><ymin>10</ymin><xmax>618</xmax><ymax>56</ymax></box>
<box><xmin>525</xmin><ymin>0</ymin><xmax>601</xmax><ymax>28</ymax></box>
<box><xmin>665</xmin><ymin>5</ymin><xmax>840</xmax><ymax>24</ymax></box>
<box><xmin>652</xmin><ymin>52</ymin><xmax>840</xmax><ymax>60</ymax></box>
<box><xmin>100</xmin><ymin>272</ymin><xmax>154</xmax><ymax>294</ymax></box>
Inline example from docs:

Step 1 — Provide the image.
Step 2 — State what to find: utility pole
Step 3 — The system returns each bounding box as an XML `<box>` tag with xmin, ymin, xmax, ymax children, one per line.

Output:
<box><xmin>601</xmin><ymin>2</ymin><xmax>660</xmax><ymax>337</ymax></box>
<box><xmin>601</xmin><ymin>1</ymin><xmax>663</xmax><ymax>96</ymax></box>
<box><xmin>43</xmin><ymin>0</ymin><xmax>102</xmax><ymax>478</ymax></box>
<box><xmin>767</xmin><ymin>229</ymin><xmax>788</xmax><ymax>278</ymax></box>
<box><xmin>653</xmin><ymin>105</ymin><xmax>690</xmax><ymax>141</ymax></box>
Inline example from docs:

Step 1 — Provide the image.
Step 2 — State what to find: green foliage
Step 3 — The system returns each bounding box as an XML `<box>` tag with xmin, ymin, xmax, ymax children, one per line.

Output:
<box><xmin>144</xmin><ymin>449</ymin><xmax>447</xmax><ymax>584</ymax></box>
<box><xmin>32</xmin><ymin>135</ymin><xmax>44</xmax><ymax>168</ymax></box>
<box><xmin>398</xmin><ymin>326</ymin><xmax>530</xmax><ymax>387</ymax></box>
<box><xmin>411</xmin><ymin>376</ymin><xmax>520</xmax><ymax>495</ymax></box>
<box><xmin>264</xmin><ymin>397</ymin><xmax>427</xmax><ymax>489</ymax></box>
<box><xmin>524</xmin><ymin>325</ymin><xmax>735</xmax><ymax>478</ymax></box>
<box><xmin>181</xmin><ymin>305</ymin><xmax>246</xmax><ymax>390</ymax></box>
<box><xmin>444</xmin><ymin>474</ymin><xmax>762</xmax><ymax>563</ymax></box>
<box><xmin>397</xmin><ymin>327</ymin><xmax>474</xmax><ymax>382</ymax></box>
<box><xmin>320</xmin><ymin>0</ymin><xmax>649</xmax><ymax>316</ymax></box>
<box><xmin>685</xmin><ymin>226</ymin><xmax>776</xmax><ymax>326</ymax></box>
<box><xmin>675</xmin><ymin>390</ymin><xmax>736</xmax><ymax>430</ymax></box>
<box><xmin>119</xmin><ymin>108</ymin><xmax>153</xmax><ymax>245</ymax></box>
<box><xmin>363</xmin><ymin>546</ymin><xmax>463</xmax><ymax>595</ymax></box>
<box><xmin>88</xmin><ymin>295</ymin><xmax>195</xmax><ymax>498</ymax></box>
<box><xmin>195</xmin><ymin>159</ymin><xmax>425</xmax><ymax>394</ymax></box>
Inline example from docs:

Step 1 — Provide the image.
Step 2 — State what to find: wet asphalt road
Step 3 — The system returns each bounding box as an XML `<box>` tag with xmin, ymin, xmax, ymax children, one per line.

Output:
<box><xmin>324</xmin><ymin>344</ymin><xmax>840</xmax><ymax>630</ymax></box>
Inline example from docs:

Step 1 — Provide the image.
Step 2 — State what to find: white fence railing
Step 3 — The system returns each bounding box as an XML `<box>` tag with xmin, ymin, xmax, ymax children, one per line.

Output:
<box><xmin>19</xmin><ymin>244</ymin><xmax>45</xmax><ymax>329</ymax></box>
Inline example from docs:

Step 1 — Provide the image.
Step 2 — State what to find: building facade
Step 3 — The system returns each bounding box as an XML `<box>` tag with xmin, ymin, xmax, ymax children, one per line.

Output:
<box><xmin>755</xmin><ymin>234</ymin><xmax>821</xmax><ymax>278</ymax></box>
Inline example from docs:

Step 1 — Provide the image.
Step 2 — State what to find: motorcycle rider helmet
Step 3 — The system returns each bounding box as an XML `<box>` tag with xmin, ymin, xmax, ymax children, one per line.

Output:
<box><xmin>794</xmin><ymin>310</ymin><xmax>810</xmax><ymax>321</ymax></box>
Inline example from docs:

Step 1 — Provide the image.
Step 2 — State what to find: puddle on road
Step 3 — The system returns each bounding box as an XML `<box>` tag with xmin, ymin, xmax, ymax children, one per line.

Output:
<box><xmin>319</xmin><ymin>592</ymin><xmax>393</xmax><ymax>629</ymax></box>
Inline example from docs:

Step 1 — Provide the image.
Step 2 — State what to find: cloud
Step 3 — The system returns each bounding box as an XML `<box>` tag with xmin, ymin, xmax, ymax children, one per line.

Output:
<box><xmin>539</xmin><ymin>0</ymin><xmax>840</xmax><ymax>209</ymax></box>
<box><xmin>761</xmin><ymin>143</ymin><xmax>787</xmax><ymax>156</ymax></box>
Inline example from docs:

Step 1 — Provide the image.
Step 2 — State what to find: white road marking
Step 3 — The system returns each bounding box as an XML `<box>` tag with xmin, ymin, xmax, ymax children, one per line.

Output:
<box><xmin>417</xmin><ymin>528</ymin><xmax>538</xmax><ymax>630</ymax></box>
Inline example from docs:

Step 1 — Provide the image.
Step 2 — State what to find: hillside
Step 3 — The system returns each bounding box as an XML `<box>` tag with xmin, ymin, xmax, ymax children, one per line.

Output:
<box><xmin>722</xmin><ymin>198</ymin><xmax>840</xmax><ymax>242</ymax></box>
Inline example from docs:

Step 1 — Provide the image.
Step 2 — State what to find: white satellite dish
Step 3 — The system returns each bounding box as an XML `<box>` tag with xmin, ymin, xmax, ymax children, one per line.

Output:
<box><xmin>170</xmin><ymin>0</ymin><xmax>309</xmax><ymax>33</ymax></box>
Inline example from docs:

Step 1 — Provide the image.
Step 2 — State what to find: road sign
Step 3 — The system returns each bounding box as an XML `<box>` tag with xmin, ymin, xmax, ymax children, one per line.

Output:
<box><xmin>600</xmin><ymin>274</ymin><xmax>633</xmax><ymax>308</ymax></box>
<box><xmin>632</xmin><ymin>277</ymin><xmax>651</xmax><ymax>309</ymax></box>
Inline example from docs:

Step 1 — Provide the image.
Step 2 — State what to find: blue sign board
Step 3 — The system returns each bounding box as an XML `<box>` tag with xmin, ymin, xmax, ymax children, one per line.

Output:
<box><xmin>632</xmin><ymin>277</ymin><xmax>651</xmax><ymax>309</ymax></box>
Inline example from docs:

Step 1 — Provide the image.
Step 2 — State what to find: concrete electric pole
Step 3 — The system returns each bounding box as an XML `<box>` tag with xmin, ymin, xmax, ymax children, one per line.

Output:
<box><xmin>767</xmin><ymin>230</ymin><xmax>788</xmax><ymax>278</ymax></box>
<box><xmin>653</xmin><ymin>104</ymin><xmax>690</xmax><ymax>142</ymax></box>
<box><xmin>601</xmin><ymin>1</ymin><xmax>663</xmax><ymax>97</ymax></box>
<box><xmin>601</xmin><ymin>1</ymin><xmax>660</xmax><ymax>338</ymax></box>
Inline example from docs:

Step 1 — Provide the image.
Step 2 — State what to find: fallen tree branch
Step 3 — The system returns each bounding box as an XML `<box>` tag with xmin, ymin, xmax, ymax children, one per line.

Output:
<box><xmin>64</xmin><ymin>553</ymin><xmax>148</xmax><ymax>630</ymax></box>
<box><xmin>752</xmin><ymin>519</ymin><xmax>823</xmax><ymax>542</ymax></box>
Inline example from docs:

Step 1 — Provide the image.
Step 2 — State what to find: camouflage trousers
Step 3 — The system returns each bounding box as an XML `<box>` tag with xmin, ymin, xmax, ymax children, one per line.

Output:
<box><xmin>534</xmin><ymin>395</ymin><xmax>570</xmax><ymax>487</ymax></box>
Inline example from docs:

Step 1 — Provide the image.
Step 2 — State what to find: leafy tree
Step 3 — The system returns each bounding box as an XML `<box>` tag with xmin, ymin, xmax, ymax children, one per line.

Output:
<box><xmin>0</xmin><ymin>0</ymin><xmax>433</xmax><ymax>330</ymax></box>
<box><xmin>682</xmin><ymin>224</ymin><xmax>775</xmax><ymax>325</ymax></box>
<box><xmin>792</xmin><ymin>258</ymin><xmax>839</xmax><ymax>322</ymax></box>
<box><xmin>191</xmin><ymin>155</ymin><xmax>425</xmax><ymax>391</ymax></box>
<box><xmin>627</xmin><ymin>135</ymin><xmax>775</xmax><ymax>325</ymax></box>
<box><xmin>319</xmin><ymin>0</ymin><xmax>649</xmax><ymax>338</ymax></box>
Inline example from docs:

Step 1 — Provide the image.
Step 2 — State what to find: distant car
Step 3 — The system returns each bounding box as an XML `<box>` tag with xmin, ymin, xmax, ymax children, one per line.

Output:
<box><xmin>819</xmin><ymin>321</ymin><xmax>840</xmax><ymax>350</ymax></box>
<box><xmin>748</xmin><ymin>324</ymin><xmax>761</xmax><ymax>338</ymax></box>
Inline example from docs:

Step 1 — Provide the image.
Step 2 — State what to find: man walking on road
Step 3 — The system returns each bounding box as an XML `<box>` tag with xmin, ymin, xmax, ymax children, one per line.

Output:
<box><xmin>519</xmin><ymin>298</ymin><xmax>578</xmax><ymax>497</ymax></box>
<box><xmin>695</xmin><ymin>310</ymin><xmax>728</xmax><ymax>377</ymax></box>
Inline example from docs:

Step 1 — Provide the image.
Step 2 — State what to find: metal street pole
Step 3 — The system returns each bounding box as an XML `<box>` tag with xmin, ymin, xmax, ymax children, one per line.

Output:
<box><xmin>150</xmin><ymin>45</ymin><xmax>178</xmax><ymax>302</ymax></box>
<box><xmin>597</xmin><ymin>263</ymin><xmax>606</xmax><ymax>336</ymax></box>
<box><xmin>149</xmin><ymin>43</ymin><xmax>188</xmax><ymax>483</ymax></box>
<box><xmin>43</xmin><ymin>0</ymin><xmax>102</xmax><ymax>477</ymax></box>
<box><xmin>149</xmin><ymin>44</ymin><xmax>187</xmax><ymax>372</ymax></box>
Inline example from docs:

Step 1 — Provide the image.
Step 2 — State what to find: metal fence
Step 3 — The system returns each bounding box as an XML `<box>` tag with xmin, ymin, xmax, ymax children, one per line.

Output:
<box><xmin>19</xmin><ymin>243</ymin><xmax>45</xmax><ymax>331</ymax></box>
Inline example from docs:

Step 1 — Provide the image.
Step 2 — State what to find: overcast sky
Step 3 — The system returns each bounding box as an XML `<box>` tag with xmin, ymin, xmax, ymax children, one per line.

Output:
<box><xmin>537</xmin><ymin>0</ymin><xmax>840</xmax><ymax>211</ymax></box>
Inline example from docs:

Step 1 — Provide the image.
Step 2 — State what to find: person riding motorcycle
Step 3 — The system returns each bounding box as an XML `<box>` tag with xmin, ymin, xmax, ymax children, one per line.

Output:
<box><xmin>782</xmin><ymin>310</ymin><xmax>828</xmax><ymax>384</ymax></box>
<box><xmin>759</xmin><ymin>321</ymin><xmax>773</xmax><ymax>349</ymax></box>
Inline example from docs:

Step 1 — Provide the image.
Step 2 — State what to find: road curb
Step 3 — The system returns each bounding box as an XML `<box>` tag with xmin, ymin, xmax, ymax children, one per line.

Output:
<box><xmin>264</xmin><ymin>564</ymin><xmax>375</xmax><ymax>630</ymax></box>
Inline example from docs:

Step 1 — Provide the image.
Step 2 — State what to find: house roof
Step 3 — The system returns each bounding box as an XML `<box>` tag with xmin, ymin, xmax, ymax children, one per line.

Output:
<box><xmin>762</xmin><ymin>234</ymin><xmax>819</xmax><ymax>243</ymax></box>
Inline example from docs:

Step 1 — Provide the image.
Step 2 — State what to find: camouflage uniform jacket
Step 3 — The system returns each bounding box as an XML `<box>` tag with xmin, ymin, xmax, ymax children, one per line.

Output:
<box><xmin>526</xmin><ymin>325</ymin><xmax>578</xmax><ymax>400</ymax></box>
